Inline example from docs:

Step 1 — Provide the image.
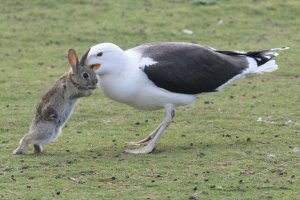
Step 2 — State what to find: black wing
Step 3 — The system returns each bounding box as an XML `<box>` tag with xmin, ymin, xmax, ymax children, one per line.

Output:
<box><xmin>130</xmin><ymin>42</ymin><xmax>249</xmax><ymax>94</ymax></box>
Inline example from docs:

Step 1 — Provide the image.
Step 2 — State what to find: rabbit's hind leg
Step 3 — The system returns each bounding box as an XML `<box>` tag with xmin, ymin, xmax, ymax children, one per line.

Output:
<box><xmin>31</xmin><ymin>123</ymin><xmax>60</xmax><ymax>153</ymax></box>
<box><xmin>33</xmin><ymin>144</ymin><xmax>43</xmax><ymax>153</ymax></box>
<box><xmin>13</xmin><ymin>134</ymin><xmax>33</xmax><ymax>155</ymax></box>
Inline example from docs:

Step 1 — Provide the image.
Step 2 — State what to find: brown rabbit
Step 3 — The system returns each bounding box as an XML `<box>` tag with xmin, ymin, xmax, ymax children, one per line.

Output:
<box><xmin>13</xmin><ymin>49</ymin><xmax>98</xmax><ymax>155</ymax></box>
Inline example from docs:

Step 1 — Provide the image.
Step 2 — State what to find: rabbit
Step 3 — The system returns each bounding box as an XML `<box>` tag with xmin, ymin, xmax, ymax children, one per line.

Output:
<box><xmin>13</xmin><ymin>48</ymin><xmax>98</xmax><ymax>155</ymax></box>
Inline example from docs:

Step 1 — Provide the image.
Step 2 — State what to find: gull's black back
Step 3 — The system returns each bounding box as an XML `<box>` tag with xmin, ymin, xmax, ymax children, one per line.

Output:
<box><xmin>131</xmin><ymin>42</ymin><xmax>249</xmax><ymax>94</ymax></box>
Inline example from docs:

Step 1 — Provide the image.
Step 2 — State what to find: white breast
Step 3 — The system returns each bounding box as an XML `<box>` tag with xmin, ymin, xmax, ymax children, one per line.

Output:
<box><xmin>98</xmin><ymin>71</ymin><xmax>195</xmax><ymax>110</ymax></box>
<box><xmin>98</xmin><ymin>69</ymin><xmax>149</xmax><ymax>107</ymax></box>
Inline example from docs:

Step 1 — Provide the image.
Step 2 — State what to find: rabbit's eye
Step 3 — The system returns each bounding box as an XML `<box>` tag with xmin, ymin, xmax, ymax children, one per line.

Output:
<box><xmin>82</xmin><ymin>72</ymin><xmax>89</xmax><ymax>79</ymax></box>
<box><xmin>97</xmin><ymin>52</ymin><xmax>103</xmax><ymax>57</ymax></box>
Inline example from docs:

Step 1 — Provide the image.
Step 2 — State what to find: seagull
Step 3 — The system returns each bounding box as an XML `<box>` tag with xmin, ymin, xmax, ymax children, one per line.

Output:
<box><xmin>84</xmin><ymin>42</ymin><xmax>288</xmax><ymax>154</ymax></box>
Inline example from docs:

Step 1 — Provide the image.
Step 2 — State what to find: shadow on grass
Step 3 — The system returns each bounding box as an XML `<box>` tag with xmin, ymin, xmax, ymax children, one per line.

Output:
<box><xmin>10</xmin><ymin>137</ymin><xmax>256</xmax><ymax>161</ymax></box>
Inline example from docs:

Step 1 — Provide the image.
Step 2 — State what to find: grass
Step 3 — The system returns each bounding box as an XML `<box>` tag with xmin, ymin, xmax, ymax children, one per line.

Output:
<box><xmin>0</xmin><ymin>0</ymin><xmax>299</xmax><ymax>199</ymax></box>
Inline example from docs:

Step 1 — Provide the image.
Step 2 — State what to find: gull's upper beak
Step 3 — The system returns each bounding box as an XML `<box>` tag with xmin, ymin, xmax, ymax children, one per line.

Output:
<box><xmin>90</xmin><ymin>64</ymin><xmax>101</xmax><ymax>71</ymax></box>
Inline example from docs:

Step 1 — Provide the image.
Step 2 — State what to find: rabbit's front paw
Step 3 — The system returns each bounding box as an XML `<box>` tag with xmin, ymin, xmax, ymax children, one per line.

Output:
<box><xmin>83</xmin><ymin>90</ymin><xmax>92</xmax><ymax>97</ymax></box>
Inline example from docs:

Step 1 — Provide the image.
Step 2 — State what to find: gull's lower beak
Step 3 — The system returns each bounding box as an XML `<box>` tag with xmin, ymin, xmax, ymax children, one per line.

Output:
<box><xmin>90</xmin><ymin>64</ymin><xmax>101</xmax><ymax>71</ymax></box>
<box><xmin>88</xmin><ymin>85</ymin><xmax>97</xmax><ymax>90</ymax></box>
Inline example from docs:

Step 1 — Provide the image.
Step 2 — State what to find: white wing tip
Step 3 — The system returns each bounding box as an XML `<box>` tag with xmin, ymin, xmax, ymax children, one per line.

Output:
<box><xmin>255</xmin><ymin>60</ymin><xmax>278</xmax><ymax>74</ymax></box>
<box><xmin>271</xmin><ymin>46</ymin><xmax>290</xmax><ymax>51</ymax></box>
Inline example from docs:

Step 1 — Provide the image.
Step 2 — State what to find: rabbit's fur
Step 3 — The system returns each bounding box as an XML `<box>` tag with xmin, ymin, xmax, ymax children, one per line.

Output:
<box><xmin>13</xmin><ymin>49</ymin><xmax>98</xmax><ymax>155</ymax></box>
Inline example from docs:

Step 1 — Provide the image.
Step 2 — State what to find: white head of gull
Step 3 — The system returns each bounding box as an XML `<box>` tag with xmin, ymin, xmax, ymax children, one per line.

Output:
<box><xmin>84</xmin><ymin>42</ymin><xmax>289</xmax><ymax>154</ymax></box>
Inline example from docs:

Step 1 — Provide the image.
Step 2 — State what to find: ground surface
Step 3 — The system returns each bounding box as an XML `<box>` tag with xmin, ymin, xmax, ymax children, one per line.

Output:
<box><xmin>0</xmin><ymin>0</ymin><xmax>299</xmax><ymax>199</ymax></box>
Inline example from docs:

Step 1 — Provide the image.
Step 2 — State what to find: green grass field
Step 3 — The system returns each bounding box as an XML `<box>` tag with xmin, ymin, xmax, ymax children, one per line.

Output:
<box><xmin>0</xmin><ymin>0</ymin><xmax>299</xmax><ymax>199</ymax></box>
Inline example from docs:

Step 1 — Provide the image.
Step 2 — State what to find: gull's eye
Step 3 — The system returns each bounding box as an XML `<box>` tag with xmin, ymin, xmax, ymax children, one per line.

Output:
<box><xmin>82</xmin><ymin>72</ymin><xmax>89</xmax><ymax>79</ymax></box>
<box><xmin>97</xmin><ymin>52</ymin><xmax>103</xmax><ymax>56</ymax></box>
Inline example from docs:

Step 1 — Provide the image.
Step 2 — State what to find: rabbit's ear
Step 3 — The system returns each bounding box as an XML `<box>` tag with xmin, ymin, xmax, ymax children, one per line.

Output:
<box><xmin>68</xmin><ymin>49</ymin><xmax>79</xmax><ymax>72</ymax></box>
<box><xmin>79</xmin><ymin>48</ymin><xmax>90</xmax><ymax>66</ymax></box>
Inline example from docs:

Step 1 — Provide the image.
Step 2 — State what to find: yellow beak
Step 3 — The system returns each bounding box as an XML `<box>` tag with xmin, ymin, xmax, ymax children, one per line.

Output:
<box><xmin>91</xmin><ymin>64</ymin><xmax>101</xmax><ymax>71</ymax></box>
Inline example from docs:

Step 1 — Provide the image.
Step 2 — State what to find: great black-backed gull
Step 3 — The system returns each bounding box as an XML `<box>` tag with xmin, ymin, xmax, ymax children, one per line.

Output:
<box><xmin>84</xmin><ymin>42</ymin><xmax>288</xmax><ymax>154</ymax></box>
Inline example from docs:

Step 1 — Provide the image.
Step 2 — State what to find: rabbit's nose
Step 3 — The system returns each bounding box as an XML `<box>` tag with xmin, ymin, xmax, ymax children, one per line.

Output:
<box><xmin>94</xmin><ymin>79</ymin><xmax>98</xmax><ymax>84</ymax></box>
